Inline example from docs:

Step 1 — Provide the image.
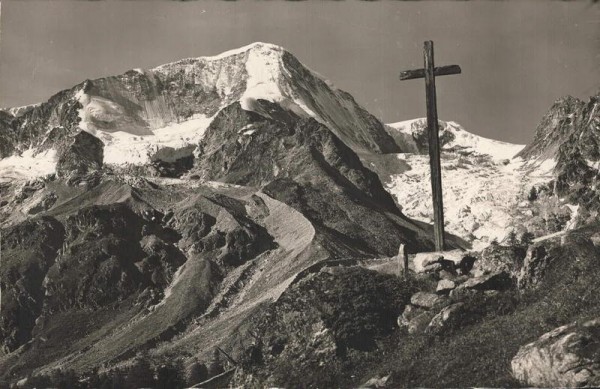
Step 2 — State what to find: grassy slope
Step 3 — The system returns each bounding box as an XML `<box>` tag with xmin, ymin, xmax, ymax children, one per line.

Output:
<box><xmin>369</xmin><ymin>230</ymin><xmax>600</xmax><ymax>387</ymax></box>
<box><xmin>216</xmin><ymin>225</ymin><xmax>600</xmax><ymax>388</ymax></box>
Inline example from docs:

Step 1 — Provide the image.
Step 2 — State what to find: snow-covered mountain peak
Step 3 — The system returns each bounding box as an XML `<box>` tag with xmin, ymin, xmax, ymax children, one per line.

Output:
<box><xmin>153</xmin><ymin>42</ymin><xmax>285</xmax><ymax>70</ymax></box>
<box><xmin>0</xmin><ymin>43</ymin><xmax>400</xmax><ymax>180</ymax></box>
<box><xmin>148</xmin><ymin>41</ymin><xmax>328</xmax><ymax>121</ymax></box>
<box><xmin>387</xmin><ymin>118</ymin><xmax>524</xmax><ymax>162</ymax></box>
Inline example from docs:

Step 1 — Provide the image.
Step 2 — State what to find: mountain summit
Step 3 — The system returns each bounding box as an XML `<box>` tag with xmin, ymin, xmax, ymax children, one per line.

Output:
<box><xmin>0</xmin><ymin>42</ymin><xmax>398</xmax><ymax>179</ymax></box>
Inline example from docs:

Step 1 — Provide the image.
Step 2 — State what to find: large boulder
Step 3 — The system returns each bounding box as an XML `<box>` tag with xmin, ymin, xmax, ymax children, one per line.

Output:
<box><xmin>436</xmin><ymin>279</ymin><xmax>456</xmax><ymax>294</ymax></box>
<box><xmin>56</xmin><ymin>130</ymin><xmax>104</xmax><ymax>179</ymax></box>
<box><xmin>471</xmin><ymin>244</ymin><xmax>525</xmax><ymax>278</ymax></box>
<box><xmin>400</xmin><ymin>293</ymin><xmax>452</xmax><ymax>335</ymax></box>
<box><xmin>511</xmin><ymin>319</ymin><xmax>600</xmax><ymax>387</ymax></box>
<box><xmin>397</xmin><ymin>304</ymin><xmax>425</xmax><ymax>328</ymax></box>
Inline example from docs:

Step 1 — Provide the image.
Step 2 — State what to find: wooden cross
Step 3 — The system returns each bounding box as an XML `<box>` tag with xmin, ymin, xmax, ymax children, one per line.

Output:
<box><xmin>399</xmin><ymin>41</ymin><xmax>461</xmax><ymax>251</ymax></box>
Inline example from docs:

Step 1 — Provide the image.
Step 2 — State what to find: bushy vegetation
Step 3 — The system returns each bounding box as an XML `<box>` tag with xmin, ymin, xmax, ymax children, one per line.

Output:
<box><xmin>528</xmin><ymin>186</ymin><xmax>538</xmax><ymax>202</ymax></box>
<box><xmin>291</xmin><ymin>267</ymin><xmax>421</xmax><ymax>351</ymax></box>
<box><xmin>231</xmin><ymin>267</ymin><xmax>426</xmax><ymax>388</ymax></box>
<box><xmin>375</xmin><ymin>230</ymin><xmax>600</xmax><ymax>388</ymax></box>
<box><xmin>20</xmin><ymin>353</ymin><xmax>199</xmax><ymax>389</ymax></box>
<box><xmin>520</xmin><ymin>231</ymin><xmax>535</xmax><ymax>247</ymax></box>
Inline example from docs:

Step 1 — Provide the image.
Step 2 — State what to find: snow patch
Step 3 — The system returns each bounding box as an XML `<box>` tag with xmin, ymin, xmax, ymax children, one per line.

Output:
<box><xmin>237</xmin><ymin>124</ymin><xmax>254</xmax><ymax>133</ymax></box>
<box><xmin>197</xmin><ymin>42</ymin><xmax>283</xmax><ymax>62</ymax></box>
<box><xmin>0</xmin><ymin>149</ymin><xmax>57</xmax><ymax>181</ymax></box>
<box><xmin>586</xmin><ymin>159</ymin><xmax>600</xmax><ymax>170</ymax></box>
<box><xmin>100</xmin><ymin>115</ymin><xmax>215</xmax><ymax>165</ymax></box>
<box><xmin>239</xmin><ymin>44</ymin><xmax>288</xmax><ymax>112</ymax></box>
<box><xmin>523</xmin><ymin>157</ymin><xmax>556</xmax><ymax>175</ymax></box>
<box><xmin>2</xmin><ymin>103</ymin><xmax>41</xmax><ymax>118</ymax></box>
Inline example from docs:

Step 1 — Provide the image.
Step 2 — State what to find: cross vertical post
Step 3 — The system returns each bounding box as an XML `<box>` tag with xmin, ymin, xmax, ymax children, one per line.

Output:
<box><xmin>399</xmin><ymin>41</ymin><xmax>461</xmax><ymax>252</ymax></box>
<box><xmin>424</xmin><ymin>41</ymin><xmax>445</xmax><ymax>251</ymax></box>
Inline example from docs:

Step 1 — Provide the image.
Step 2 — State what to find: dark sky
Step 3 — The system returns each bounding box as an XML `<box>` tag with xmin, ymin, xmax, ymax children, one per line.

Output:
<box><xmin>0</xmin><ymin>1</ymin><xmax>598</xmax><ymax>144</ymax></box>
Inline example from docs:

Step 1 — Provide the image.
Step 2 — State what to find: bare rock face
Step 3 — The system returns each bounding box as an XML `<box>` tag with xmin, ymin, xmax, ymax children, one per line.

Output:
<box><xmin>517</xmin><ymin>244</ymin><xmax>551</xmax><ymax>289</ymax></box>
<box><xmin>516</xmin><ymin>95</ymin><xmax>588</xmax><ymax>161</ymax></box>
<box><xmin>511</xmin><ymin>318</ymin><xmax>600</xmax><ymax>388</ymax></box>
<box><xmin>471</xmin><ymin>244</ymin><xmax>525</xmax><ymax>278</ymax></box>
<box><xmin>0</xmin><ymin>111</ymin><xmax>15</xmax><ymax>158</ymax></box>
<box><xmin>56</xmin><ymin>130</ymin><xmax>103</xmax><ymax>180</ymax></box>
<box><xmin>517</xmin><ymin>93</ymin><xmax>600</xmax><ymax>208</ymax></box>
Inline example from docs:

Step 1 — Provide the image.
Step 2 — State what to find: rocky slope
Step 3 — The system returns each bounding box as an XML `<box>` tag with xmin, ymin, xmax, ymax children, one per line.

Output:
<box><xmin>514</xmin><ymin>93</ymin><xmax>600</xmax><ymax>204</ymax></box>
<box><xmin>517</xmin><ymin>94</ymin><xmax>599</xmax><ymax>162</ymax></box>
<box><xmin>0</xmin><ymin>43</ymin><xmax>454</xmax><ymax>386</ymax></box>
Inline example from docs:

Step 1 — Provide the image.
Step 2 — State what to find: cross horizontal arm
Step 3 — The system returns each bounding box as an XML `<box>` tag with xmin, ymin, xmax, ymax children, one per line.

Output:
<box><xmin>399</xmin><ymin>64</ymin><xmax>461</xmax><ymax>81</ymax></box>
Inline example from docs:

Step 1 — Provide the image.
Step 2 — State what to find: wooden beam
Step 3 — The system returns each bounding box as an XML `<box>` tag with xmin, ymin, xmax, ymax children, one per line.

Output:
<box><xmin>423</xmin><ymin>40</ymin><xmax>446</xmax><ymax>251</ymax></box>
<box><xmin>399</xmin><ymin>64</ymin><xmax>461</xmax><ymax>81</ymax></box>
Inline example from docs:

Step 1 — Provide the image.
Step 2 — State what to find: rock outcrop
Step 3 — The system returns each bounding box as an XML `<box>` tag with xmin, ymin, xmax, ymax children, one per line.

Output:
<box><xmin>0</xmin><ymin>216</ymin><xmax>65</xmax><ymax>352</ymax></box>
<box><xmin>512</xmin><ymin>318</ymin><xmax>600</xmax><ymax>388</ymax></box>
<box><xmin>413</xmin><ymin>250</ymin><xmax>471</xmax><ymax>274</ymax></box>
<box><xmin>517</xmin><ymin>95</ymin><xmax>589</xmax><ymax>161</ymax></box>
<box><xmin>56</xmin><ymin>130</ymin><xmax>104</xmax><ymax>180</ymax></box>
<box><xmin>471</xmin><ymin>244</ymin><xmax>525</xmax><ymax>278</ymax></box>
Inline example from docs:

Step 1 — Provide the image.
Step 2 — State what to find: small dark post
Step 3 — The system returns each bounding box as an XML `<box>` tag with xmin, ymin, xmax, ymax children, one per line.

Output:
<box><xmin>399</xmin><ymin>41</ymin><xmax>461</xmax><ymax>252</ymax></box>
<box><xmin>397</xmin><ymin>244</ymin><xmax>409</xmax><ymax>278</ymax></box>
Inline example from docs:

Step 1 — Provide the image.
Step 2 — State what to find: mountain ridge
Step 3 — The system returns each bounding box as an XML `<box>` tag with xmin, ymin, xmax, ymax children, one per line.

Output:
<box><xmin>0</xmin><ymin>42</ymin><xmax>399</xmax><ymax>180</ymax></box>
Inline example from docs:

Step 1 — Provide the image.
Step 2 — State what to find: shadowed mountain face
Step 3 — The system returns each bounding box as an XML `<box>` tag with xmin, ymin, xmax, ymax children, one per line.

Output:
<box><xmin>514</xmin><ymin>93</ymin><xmax>600</xmax><ymax>208</ymax></box>
<box><xmin>192</xmin><ymin>100</ymin><xmax>445</xmax><ymax>257</ymax></box>
<box><xmin>517</xmin><ymin>93</ymin><xmax>600</xmax><ymax>163</ymax></box>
